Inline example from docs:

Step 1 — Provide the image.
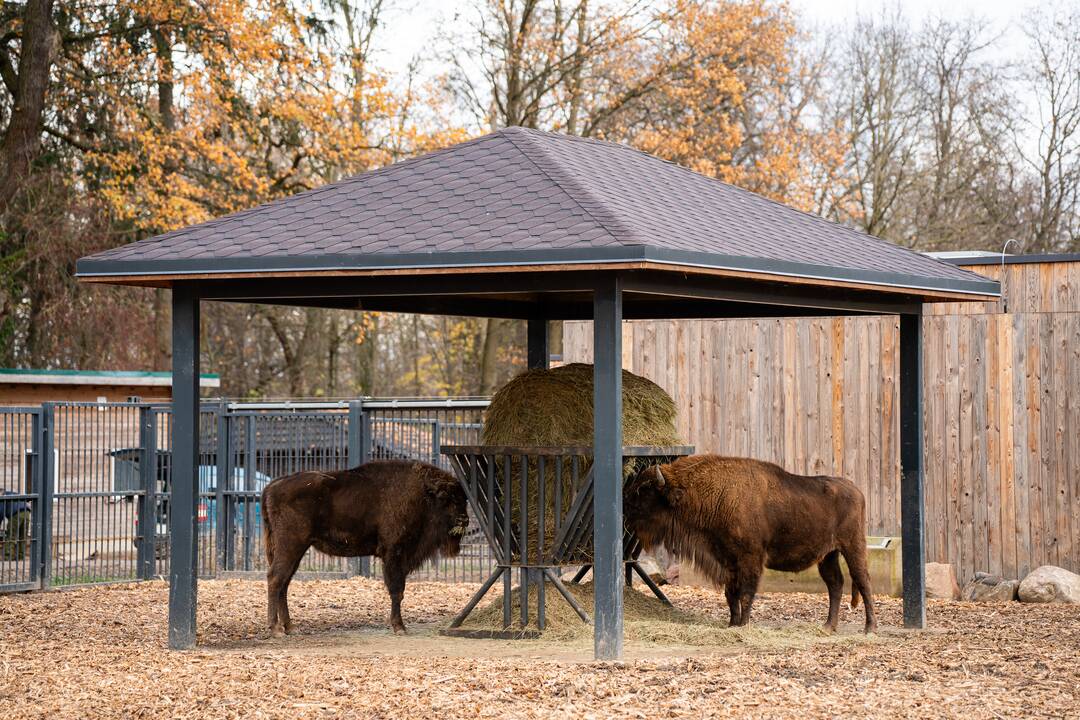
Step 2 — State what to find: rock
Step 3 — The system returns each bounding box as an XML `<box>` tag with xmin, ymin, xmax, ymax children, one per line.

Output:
<box><xmin>666</xmin><ymin>562</ymin><xmax>680</xmax><ymax>585</ymax></box>
<box><xmin>635</xmin><ymin>557</ymin><xmax>662</xmax><ymax>577</ymax></box>
<box><xmin>962</xmin><ymin>572</ymin><xmax>1019</xmax><ymax>603</ymax></box>
<box><xmin>925</xmin><ymin>562</ymin><xmax>960</xmax><ymax>600</ymax></box>
<box><xmin>1018</xmin><ymin>565</ymin><xmax>1080</xmax><ymax>604</ymax></box>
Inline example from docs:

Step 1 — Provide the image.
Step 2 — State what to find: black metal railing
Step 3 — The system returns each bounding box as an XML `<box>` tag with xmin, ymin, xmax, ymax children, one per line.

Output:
<box><xmin>0</xmin><ymin>398</ymin><xmax>491</xmax><ymax>593</ymax></box>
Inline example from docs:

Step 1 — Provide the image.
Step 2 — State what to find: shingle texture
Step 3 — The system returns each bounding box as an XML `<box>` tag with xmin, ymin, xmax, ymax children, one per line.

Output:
<box><xmin>78</xmin><ymin>127</ymin><xmax>990</xmax><ymax>290</ymax></box>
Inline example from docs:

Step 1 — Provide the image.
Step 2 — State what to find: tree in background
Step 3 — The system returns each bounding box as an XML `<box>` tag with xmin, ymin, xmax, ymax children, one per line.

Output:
<box><xmin>1</xmin><ymin>0</ymin><xmax>1078</xmax><ymax>397</ymax></box>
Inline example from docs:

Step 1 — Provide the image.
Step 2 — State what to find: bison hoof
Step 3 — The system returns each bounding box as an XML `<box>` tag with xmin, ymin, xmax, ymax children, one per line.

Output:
<box><xmin>392</xmin><ymin>624</ymin><xmax>407</xmax><ymax>635</ymax></box>
<box><xmin>864</xmin><ymin>623</ymin><xmax>878</xmax><ymax>635</ymax></box>
<box><xmin>270</xmin><ymin>626</ymin><xmax>286</xmax><ymax>638</ymax></box>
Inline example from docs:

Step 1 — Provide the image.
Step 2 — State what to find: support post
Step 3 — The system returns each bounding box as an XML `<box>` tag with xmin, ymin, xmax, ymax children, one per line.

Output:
<box><xmin>138</xmin><ymin>405</ymin><xmax>157</xmax><ymax>580</ymax></box>
<box><xmin>169</xmin><ymin>283</ymin><xmax>200</xmax><ymax>649</ymax></box>
<box><xmin>592</xmin><ymin>275</ymin><xmax>623</xmax><ymax>660</ymax></box>
<box><xmin>39</xmin><ymin>403</ymin><xmax>54</xmax><ymax>588</ymax></box>
<box><xmin>527</xmin><ymin>317</ymin><xmax>549</xmax><ymax>369</ymax></box>
<box><xmin>899</xmin><ymin>312</ymin><xmax>926</xmax><ymax>629</ymax></box>
<box><xmin>214</xmin><ymin>402</ymin><xmax>229</xmax><ymax>575</ymax></box>
<box><xmin>347</xmin><ymin>400</ymin><xmax>367</xmax><ymax>577</ymax></box>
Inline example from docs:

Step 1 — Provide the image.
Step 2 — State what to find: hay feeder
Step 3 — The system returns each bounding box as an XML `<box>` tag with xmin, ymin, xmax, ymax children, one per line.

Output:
<box><xmin>440</xmin><ymin>444</ymin><xmax>693</xmax><ymax>638</ymax></box>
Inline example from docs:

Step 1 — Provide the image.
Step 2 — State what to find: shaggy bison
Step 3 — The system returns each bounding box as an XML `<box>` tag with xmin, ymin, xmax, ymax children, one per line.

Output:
<box><xmin>261</xmin><ymin>460</ymin><xmax>469</xmax><ymax>636</ymax></box>
<box><xmin>625</xmin><ymin>455</ymin><xmax>877</xmax><ymax>633</ymax></box>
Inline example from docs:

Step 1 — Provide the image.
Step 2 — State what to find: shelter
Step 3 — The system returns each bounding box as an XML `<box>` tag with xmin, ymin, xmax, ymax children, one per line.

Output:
<box><xmin>77</xmin><ymin>127</ymin><xmax>999</xmax><ymax>659</ymax></box>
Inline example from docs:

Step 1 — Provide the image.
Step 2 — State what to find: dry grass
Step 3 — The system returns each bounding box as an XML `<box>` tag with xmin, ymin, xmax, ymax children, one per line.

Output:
<box><xmin>2</xmin><ymin>578</ymin><xmax>1078</xmax><ymax>719</ymax></box>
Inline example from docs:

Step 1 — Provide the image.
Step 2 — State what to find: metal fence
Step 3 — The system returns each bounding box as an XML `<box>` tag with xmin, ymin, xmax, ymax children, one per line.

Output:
<box><xmin>0</xmin><ymin>398</ymin><xmax>492</xmax><ymax>593</ymax></box>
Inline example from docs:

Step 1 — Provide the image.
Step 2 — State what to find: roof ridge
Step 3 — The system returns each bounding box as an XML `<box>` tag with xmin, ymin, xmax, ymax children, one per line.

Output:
<box><xmin>500</xmin><ymin>127</ymin><xmax>640</xmax><ymax>247</ymax></box>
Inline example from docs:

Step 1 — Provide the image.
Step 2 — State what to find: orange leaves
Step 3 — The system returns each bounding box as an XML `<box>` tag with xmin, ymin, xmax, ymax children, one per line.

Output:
<box><xmin>81</xmin><ymin>0</ymin><xmax>465</xmax><ymax>238</ymax></box>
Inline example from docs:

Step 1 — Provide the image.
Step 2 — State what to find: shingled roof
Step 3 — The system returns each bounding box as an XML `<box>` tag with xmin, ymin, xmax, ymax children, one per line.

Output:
<box><xmin>76</xmin><ymin>127</ymin><xmax>997</xmax><ymax>297</ymax></box>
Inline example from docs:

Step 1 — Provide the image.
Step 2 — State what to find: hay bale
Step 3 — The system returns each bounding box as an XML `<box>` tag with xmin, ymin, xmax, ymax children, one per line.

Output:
<box><xmin>479</xmin><ymin>364</ymin><xmax>681</xmax><ymax>563</ymax></box>
<box><xmin>482</xmin><ymin>363</ymin><xmax>680</xmax><ymax>448</ymax></box>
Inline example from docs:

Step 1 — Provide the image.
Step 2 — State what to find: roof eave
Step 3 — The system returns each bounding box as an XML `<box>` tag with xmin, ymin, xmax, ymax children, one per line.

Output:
<box><xmin>75</xmin><ymin>246</ymin><xmax>1001</xmax><ymax>302</ymax></box>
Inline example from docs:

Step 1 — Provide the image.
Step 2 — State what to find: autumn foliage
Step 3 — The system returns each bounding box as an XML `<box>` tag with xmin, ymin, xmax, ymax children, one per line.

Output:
<box><xmin>1</xmin><ymin>1</ymin><xmax>1077</xmax><ymax>396</ymax></box>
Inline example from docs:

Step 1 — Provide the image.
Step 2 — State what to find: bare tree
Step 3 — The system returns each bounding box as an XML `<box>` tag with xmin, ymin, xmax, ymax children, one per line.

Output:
<box><xmin>1019</xmin><ymin>5</ymin><xmax>1080</xmax><ymax>252</ymax></box>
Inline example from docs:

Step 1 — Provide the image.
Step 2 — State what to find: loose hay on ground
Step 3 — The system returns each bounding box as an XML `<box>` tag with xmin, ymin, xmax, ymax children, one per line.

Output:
<box><xmin>459</xmin><ymin>580</ymin><xmax>875</xmax><ymax>650</ymax></box>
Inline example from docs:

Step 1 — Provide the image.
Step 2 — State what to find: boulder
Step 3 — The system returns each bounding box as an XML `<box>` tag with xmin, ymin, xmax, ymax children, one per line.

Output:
<box><xmin>925</xmin><ymin>562</ymin><xmax>960</xmax><ymax>600</ymax></box>
<box><xmin>962</xmin><ymin>572</ymin><xmax>1019</xmax><ymax>603</ymax></box>
<box><xmin>1018</xmin><ymin>565</ymin><xmax>1080</xmax><ymax>604</ymax></box>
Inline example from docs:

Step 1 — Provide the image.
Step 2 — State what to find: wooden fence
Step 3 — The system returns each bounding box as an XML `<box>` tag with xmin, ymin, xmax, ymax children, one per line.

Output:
<box><xmin>563</xmin><ymin>258</ymin><xmax>1080</xmax><ymax>584</ymax></box>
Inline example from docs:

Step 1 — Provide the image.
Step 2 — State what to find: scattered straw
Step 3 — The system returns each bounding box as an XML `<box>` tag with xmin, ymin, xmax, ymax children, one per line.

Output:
<box><xmin>458</xmin><ymin>580</ymin><xmax>875</xmax><ymax>650</ymax></box>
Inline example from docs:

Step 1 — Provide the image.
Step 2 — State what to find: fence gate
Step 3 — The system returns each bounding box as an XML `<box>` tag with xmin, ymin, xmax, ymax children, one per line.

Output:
<box><xmin>0</xmin><ymin>407</ymin><xmax>44</xmax><ymax>592</ymax></box>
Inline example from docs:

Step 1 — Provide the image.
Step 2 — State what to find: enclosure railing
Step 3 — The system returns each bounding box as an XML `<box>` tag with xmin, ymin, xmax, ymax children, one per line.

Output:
<box><xmin>0</xmin><ymin>398</ymin><xmax>492</xmax><ymax>593</ymax></box>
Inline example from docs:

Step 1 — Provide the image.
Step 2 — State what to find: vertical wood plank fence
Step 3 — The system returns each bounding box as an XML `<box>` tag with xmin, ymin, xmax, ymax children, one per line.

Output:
<box><xmin>563</xmin><ymin>259</ymin><xmax>1080</xmax><ymax>585</ymax></box>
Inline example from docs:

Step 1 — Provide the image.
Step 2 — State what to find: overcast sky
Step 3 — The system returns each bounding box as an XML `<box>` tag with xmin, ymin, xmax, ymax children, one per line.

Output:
<box><xmin>371</xmin><ymin>0</ymin><xmax>1034</xmax><ymax>79</ymax></box>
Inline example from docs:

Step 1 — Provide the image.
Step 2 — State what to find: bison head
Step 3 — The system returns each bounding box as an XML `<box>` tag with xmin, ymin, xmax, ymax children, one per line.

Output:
<box><xmin>623</xmin><ymin>464</ymin><xmax>676</xmax><ymax>552</ymax></box>
<box><xmin>426</xmin><ymin>478</ymin><xmax>470</xmax><ymax>557</ymax></box>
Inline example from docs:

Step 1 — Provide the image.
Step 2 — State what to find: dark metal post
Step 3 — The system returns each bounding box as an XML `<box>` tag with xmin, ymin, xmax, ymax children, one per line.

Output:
<box><xmin>527</xmin><ymin>317</ymin><xmax>549</xmax><ymax>369</ymax></box>
<box><xmin>169</xmin><ymin>283</ymin><xmax>200</xmax><ymax>649</ymax></box>
<box><xmin>137</xmin><ymin>405</ymin><xmax>157</xmax><ymax>580</ymax></box>
<box><xmin>899</xmin><ymin>312</ymin><xmax>926</xmax><ymax>629</ymax></box>
<box><xmin>214</xmin><ymin>402</ymin><xmax>230</xmax><ymax>574</ymax></box>
<box><xmin>592</xmin><ymin>275</ymin><xmax>623</xmax><ymax>660</ymax></box>
<box><xmin>243</xmin><ymin>416</ymin><xmax>256</xmax><ymax>571</ymax></box>
<box><xmin>28</xmin><ymin>410</ymin><xmax>43</xmax><ymax>587</ymax></box>
<box><xmin>39</xmin><ymin>403</ymin><xmax>55</xmax><ymax>588</ymax></box>
<box><xmin>347</xmin><ymin>401</ymin><xmax>368</xmax><ymax>577</ymax></box>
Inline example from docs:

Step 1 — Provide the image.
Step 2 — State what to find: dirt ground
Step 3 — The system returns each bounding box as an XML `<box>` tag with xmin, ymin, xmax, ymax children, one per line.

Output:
<box><xmin>2</xmin><ymin>578</ymin><xmax>1078</xmax><ymax>719</ymax></box>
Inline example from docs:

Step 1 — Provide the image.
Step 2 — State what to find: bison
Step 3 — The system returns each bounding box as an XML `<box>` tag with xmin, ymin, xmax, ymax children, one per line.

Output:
<box><xmin>261</xmin><ymin>460</ymin><xmax>469</xmax><ymax>636</ymax></box>
<box><xmin>624</xmin><ymin>455</ymin><xmax>877</xmax><ymax>633</ymax></box>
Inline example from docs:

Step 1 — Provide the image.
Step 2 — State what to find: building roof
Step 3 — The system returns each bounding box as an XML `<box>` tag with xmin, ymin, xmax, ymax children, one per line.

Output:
<box><xmin>76</xmin><ymin>127</ymin><xmax>997</xmax><ymax>299</ymax></box>
<box><xmin>0</xmin><ymin>368</ymin><xmax>221</xmax><ymax>388</ymax></box>
<box><xmin>927</xmin><ymin>250</ymin><xmax>1080</xmax><ymax>266</ymax></box>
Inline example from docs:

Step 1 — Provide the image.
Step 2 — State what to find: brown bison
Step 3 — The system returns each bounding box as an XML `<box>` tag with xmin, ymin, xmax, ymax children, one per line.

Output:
<box><xmin>624</xmin><ymin>455</ymin><xmax>877</xmax><ymax>633</ymax></box>
<box><xmin>261</xmin><ymin>460</ymin><xmax>469</xmax><ymax>636</ymax></box>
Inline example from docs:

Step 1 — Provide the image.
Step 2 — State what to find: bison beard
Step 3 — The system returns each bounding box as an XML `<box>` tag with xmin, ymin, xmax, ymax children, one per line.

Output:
<box><xmin>261</xmin><ymin>460</ymin><xmax>469</xmax><ymax>636</ymax></box>
<box><xmin>625</xmin><ymin>455</ymin><xmax>877</xmax><ymax>633</ymax></box>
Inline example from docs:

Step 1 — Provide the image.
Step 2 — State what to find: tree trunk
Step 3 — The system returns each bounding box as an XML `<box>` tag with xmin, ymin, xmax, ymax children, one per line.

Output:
<box><xmin>0</xmin><ymin>0</ymin><xmax>55</xmax><ymax>211</ymax></box>
<box><xmin>478</xmin><ymin>318</ymin><xmax>505</xmax><ymax>394</ymax></box>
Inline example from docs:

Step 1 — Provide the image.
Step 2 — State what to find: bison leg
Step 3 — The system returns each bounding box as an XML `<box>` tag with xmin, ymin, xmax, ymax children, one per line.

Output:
<box><xmin>818</xmin><ymin>550</ymin><xmax>844</xmax><ymax>632</ymax></box>
<box><xmin>382</xmin><ymin>556</ymin><xmax>408</xmax><ymax>634</ymax></box>
<box><xmin>723</xmin><ymin>581</ymin><xmax>742</xmax><ymax>627</ymax></box>
<box><xmin>840</xmin><ymin>543</ymin><xmax>877</xmax><ymax>634</ymax></box>
<box><xmin>267</xmin><ymin>542</ymin><xmax>307</xmax><ymax>637</ymax></box>
<box><xmin>733</xmin><ymin>562</ymin><xmax>762</xmax><ymax>627</ymax></box>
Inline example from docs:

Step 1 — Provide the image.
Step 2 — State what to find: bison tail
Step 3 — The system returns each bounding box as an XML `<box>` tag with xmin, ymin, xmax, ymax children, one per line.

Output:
<box><xmin>262</xmin><ymin>497</ymin><xmax>274</xmax><ymax>566</ymax></box>
<box><xmin>850</xmin><ymin>583</ymin><xmax>860</xmax><ymax>609</ymax></box>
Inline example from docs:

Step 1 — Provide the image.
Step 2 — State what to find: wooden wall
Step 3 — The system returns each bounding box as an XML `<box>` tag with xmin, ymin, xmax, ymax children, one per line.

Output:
<box><xmin>562</xmin><ymin>259</ymin><xmax>1080</xmax><ymax>584</ymax></box>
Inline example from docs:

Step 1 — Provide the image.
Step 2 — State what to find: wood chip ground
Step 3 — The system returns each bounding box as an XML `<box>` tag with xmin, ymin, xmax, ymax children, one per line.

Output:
<box><xmin>2</xmin><ymin>578</ymin><xmax>1077</xmax><ymax>718</ymax></box>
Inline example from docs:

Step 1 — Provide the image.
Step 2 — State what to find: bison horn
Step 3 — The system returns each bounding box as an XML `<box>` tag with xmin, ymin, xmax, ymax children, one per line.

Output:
<box><xmin>654</xmin><ymin>465</ymin><xmax>666</xmax><ymax>487</ymax></box>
